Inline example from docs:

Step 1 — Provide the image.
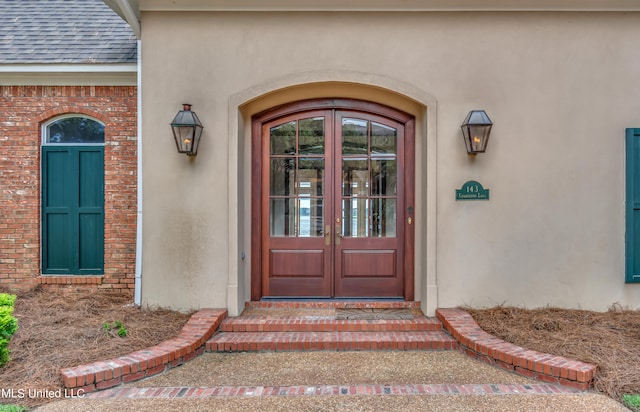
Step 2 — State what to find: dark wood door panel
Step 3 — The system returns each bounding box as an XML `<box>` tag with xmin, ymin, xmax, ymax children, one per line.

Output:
<box><xmin>335</xmin><ymin>276</ymin><xmax>403</xmax><ymax>297</ymax></box>
<box><xmin>266</xmin><ymin>248</ymin><xmax>331</xmax><ymax>296</ymax></box>
<box><xmin>269</xmin><ymin>250</ymin><xmax>326</xmax><ymax>278</ymax></box>
<box><xmin>340</xmin><ymin>249</ymin><xmax>397</xmax><ymax>278</ymax></box>
<box><xmin>266</xmin><ymin>278</ymin><xmax>331</xmax><ymax>297</ymax></box>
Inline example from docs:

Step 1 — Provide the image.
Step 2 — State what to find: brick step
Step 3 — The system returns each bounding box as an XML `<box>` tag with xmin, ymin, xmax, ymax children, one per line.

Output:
<box><xmin>206</xmin><ymin>331</ymin><xmax>457</xmax><ymax>352</ymax></box>
<box><xmin>245</xmin><ymin>301</ymin><xmax>421</xmax><ymax>309</ymax></box>
<box><xmin>220</xmin><ymin>316</ymin><xmax>443</xmax><ymax>333</ymax></box>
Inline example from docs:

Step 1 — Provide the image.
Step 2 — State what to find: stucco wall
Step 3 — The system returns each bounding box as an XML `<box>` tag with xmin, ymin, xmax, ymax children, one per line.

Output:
<box><xmin>140</xmin><ymin>11</ymin><xmax>640</xmax><ymax>314</ymax></box>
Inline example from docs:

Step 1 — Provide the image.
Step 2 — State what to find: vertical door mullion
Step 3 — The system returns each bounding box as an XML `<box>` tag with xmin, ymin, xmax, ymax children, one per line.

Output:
<box><xmin>261</xmin><ymin>122</ymin><xmax>271</xmax><ymax>295</ymax></box>
<box><xmin>326</xmin><ymin>109</ymin><xmax>336</xmax><ymax>296</ymax></box>
<box><xmin>332</xmin><ymin>110</ymin><xmax>343</xmax><ymax>294</ymax></box>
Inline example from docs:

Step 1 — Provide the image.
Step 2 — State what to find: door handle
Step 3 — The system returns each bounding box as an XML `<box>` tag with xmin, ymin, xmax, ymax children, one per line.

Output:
<box><xmin>325</xmin><ymin>225</ymin><xmax>331</xmax><ymax>246</ymax></box>
<box><xmin>335</xmin><ymin>224</ymin><xmax>342</xmax><ymax>245</ymax></box>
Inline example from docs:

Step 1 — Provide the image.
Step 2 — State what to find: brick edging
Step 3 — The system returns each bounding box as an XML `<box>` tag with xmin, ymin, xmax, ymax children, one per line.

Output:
<box><xmin>436</xmin><ymin>308</ymin><xmax>596</xmax><ymax>391</ymax></box>
<box><xmin>88</xmin><ymin>383</ymin><xmax>582</xmax><ymax>399</ymax></box>
<box><xmin>245</xmin><ymin>301</ymin><xmax>422</xmax><ymax>309</ymax></box>
<box><xmin>60</xmin><ymin>309</ymin><xmax>227</xmax><ymax>394</ymax></box>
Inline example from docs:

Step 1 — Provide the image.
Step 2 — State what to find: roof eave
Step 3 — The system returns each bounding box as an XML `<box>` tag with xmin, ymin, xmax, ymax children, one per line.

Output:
<box><xmin>103</xmin><ymin>0</ymin><xmax>140</xmax><ymax>38</ymax></box>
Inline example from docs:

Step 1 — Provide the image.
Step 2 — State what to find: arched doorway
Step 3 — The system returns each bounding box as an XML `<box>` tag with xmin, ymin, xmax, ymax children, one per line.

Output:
<box><xmin>251</xmin><ymin>99</ymin><xmax>415</xmax><ymax>300</ymax></box>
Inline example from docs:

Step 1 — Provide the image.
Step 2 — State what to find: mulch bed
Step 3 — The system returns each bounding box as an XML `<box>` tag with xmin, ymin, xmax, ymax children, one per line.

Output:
<box><xmin>465</xmin><ymin>305</ymin><xmax>640</xmax><ymax>401</ymax></box>
<box><xmin>1</xmin><ymin>288</ymin><xmax>639</xmax><ymax>408</ymax></box>
<box><xmin>0</xmin><ymin>288</ymin><xmax>192</xmax><ymax>408</ymax></box>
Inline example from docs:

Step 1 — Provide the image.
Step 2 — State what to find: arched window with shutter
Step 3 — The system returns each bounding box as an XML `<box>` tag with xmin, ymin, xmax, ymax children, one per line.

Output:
<box><xmin>41</xmin><ymin>115</ymin><xmax>105</xmax><ymax>275</ymax></box>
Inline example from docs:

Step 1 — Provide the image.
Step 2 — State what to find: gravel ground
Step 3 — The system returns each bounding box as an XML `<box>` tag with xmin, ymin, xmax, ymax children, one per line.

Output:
<box><xmin>34</xmin><ymin>351</ymin><xmax>629</xmax><ymax>411</ymax></box>
<box><xmin>36</xmin><ymin>393</ymin><xmax>629</xmax><ymax>412</ymax></box>
<box><xmin>128</xmin><ymin>351</ymin><xmax>536</xmax><ymax>387</ymax></box>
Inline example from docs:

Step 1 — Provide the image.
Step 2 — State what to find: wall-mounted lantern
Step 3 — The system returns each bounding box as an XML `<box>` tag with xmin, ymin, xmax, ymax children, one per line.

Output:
<box><xmin>460</xmin><ymin>110</ymin><xmax>493</xmax><ymax>155</ymax></box>
<box><xmin>170</xmin><ymin>104</ymin><xmax>204</xmax><ymax>156</ymax></box>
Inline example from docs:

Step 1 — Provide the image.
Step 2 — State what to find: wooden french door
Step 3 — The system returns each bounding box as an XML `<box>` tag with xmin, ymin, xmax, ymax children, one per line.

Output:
<box><xmin>252</xmin><ymin>99</ymin><xmax>415</xmax><ymax>299</ymax></box>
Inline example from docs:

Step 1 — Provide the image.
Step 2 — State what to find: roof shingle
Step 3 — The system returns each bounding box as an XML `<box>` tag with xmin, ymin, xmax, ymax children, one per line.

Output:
<box><xmin>0</xmin><ymin>0</ymin><xmax>137</xmax><ymax>64</ymax></box>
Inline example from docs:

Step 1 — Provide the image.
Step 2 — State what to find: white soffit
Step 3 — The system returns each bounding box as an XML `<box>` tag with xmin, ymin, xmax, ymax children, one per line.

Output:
<box><xmin>0</xmin><ymin>64</ymin><xmax>137</xmax><ymax>86</ymax></box>
<box><xmin>0</xmin><ymin>64</ymin><xmax>136</xmax><ymax>73</ymax></box>
<box><xmin>138</xmin><ymin>0</ymin><xmax>640</xmax><ymax>12</ymax></box>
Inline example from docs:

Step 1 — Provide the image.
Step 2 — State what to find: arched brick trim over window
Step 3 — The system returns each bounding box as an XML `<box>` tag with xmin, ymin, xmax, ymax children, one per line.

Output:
<box><xmin>37</xmin><ymin>106</ymin><xmax>107</xmax><ymax>125</ymax></box>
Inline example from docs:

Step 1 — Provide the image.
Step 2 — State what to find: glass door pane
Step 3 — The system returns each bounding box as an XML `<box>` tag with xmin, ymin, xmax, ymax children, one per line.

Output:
<box><xmin>269</xmin><ymin>117</ymin><xmax>325</xmax><ymax>237</ymax></box>
<box><xmin>341</xmin><ymin>118</ymin><xmax>398</xmax><ymax>238</ymax></box>
<box><xmin>298</xmin><ymin>158</ymin><xmax>324</xmax><ymax>237</ymax></box>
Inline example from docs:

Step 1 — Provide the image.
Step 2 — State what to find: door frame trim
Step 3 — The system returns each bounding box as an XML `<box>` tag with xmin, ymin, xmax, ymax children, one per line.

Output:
<box><xmin>251</xmin><ymin>98</ymin><xmax>415</xmax><ymax>300</ymax></box>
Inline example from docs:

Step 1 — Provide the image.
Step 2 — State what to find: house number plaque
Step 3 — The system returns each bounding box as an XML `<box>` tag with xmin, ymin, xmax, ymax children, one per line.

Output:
<box><xmin>456</xmin><ymin>181</ymin><xmax>490</xmax><ymax>201</ymax></box>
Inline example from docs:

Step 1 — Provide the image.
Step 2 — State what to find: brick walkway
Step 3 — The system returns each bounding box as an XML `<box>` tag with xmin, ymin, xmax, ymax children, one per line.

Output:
<box><xmin>60</xmin><ymin>303</ymin><xmax>597</xmax><ymax>395</ymax></box>
<box><xmin>87</xmin><ymin>383</ymin><xmax>582</xmax><ymax>400</ymax></box>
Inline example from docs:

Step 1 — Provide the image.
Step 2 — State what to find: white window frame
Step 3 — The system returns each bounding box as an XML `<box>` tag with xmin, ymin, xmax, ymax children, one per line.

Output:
<box><xmin>42</xmin><ymin>114</ymin><xmax>105</xmax><ymax>146</ymax></box>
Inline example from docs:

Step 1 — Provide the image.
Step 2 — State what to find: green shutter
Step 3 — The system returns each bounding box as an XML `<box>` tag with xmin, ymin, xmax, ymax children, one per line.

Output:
<box><xmin>42</xmin><ymin>148</ymin><xmax>73</xmax><ymax>274</ymax></box>
<box><xmin>77</xmin><ymin>148</ymin><xmax>104</xmax><ymax>274</ymax></box>
<box><xmin>42</xmin><ymin>146</ymin><xmax>104</xmax><ymax>275</ymax></box>
<box><xmin>626</xmin><ymin>129</ymin><xmax>640</xmax><ymax>283</ymax></box>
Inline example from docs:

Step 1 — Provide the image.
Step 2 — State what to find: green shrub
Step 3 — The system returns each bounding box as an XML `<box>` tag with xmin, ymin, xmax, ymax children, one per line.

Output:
<box><xmin>0</xmin><ymin>293</ymin><xmax>18</xmax><ymax>367</ymax></box>
<box><xmin>624</xmin><ymin>394</ymin><xmax>640</xmax><ymax>412</ymax></box>
<box><xmin>0</xmin><ymin>405</ymin><xmax>28</xmax><ymax>412</ymax></box>
<box><xmin>0</xmin><ymin>307</ymin><xmax>18</xmax><ymax>339</ymax></box>
<box><xmin>102</xmin><ymin>320</ymin><xmax>128</xmax><ymax>338</ymax></box>
<box><xmin>0</xmin><ymin>293</ymin><xmax>15</xmax><ymax>307</ymax></box>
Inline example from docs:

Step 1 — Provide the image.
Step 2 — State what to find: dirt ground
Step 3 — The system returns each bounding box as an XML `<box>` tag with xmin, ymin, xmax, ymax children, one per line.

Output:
<box><xmin>0</xmin><ymin>288</ymin><xmax>192</xmax><ymax>408</ymax></box>
<box><xmin>465</xmin><ymin>305</ymin><xmax>640</xmax><ymax>403</ymax></box>
<box><xmin>0</xmin><ymin>289</ymin><xmax>638</xmax><ymax>409</ymax></box>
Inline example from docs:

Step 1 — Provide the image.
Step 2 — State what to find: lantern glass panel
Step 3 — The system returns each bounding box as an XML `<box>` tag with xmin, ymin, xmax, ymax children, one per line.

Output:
<box><xmin>469</xmin><ymin>125</ymin><xmax>490</xmax><ymax>153</ymax></box>
<box><xmin>173</xmin><ymin>126</ymin><xmax>195</xmax><ymax>153</ymax></box>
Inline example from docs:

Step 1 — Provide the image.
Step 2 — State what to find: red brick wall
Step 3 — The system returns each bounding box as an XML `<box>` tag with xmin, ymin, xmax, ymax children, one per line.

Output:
<box><xmin>0</xmin><ymin>86</ymin><xmax>137</xmax><ymax>296</ymax></box>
